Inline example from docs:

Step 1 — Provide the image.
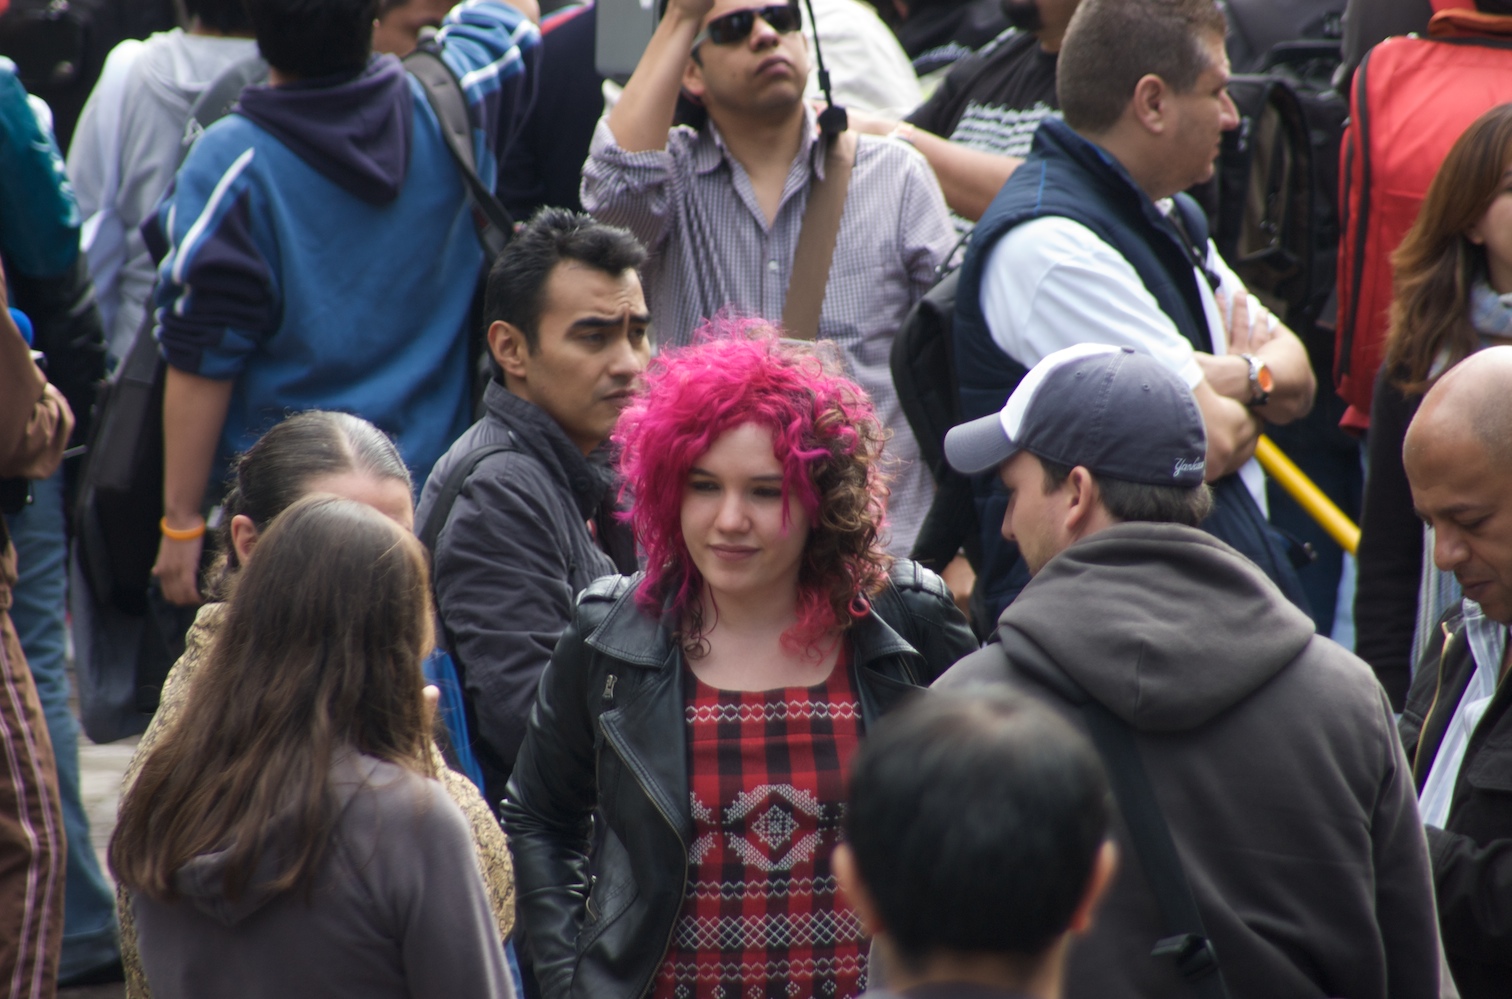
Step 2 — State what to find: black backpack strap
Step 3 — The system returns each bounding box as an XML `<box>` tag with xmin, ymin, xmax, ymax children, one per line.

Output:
<box><xmin>1079</xmin><ymin>701</ymin><xmax>1230</xmax><ymax>999</ymax></box>
<box><xmin>417</xmin><ymin>438</ymin><xmax>517</xmax><ymax>555</ymax></box>
<box><xmin>403</xmin><ymin>35</ymin><xmax>515</xmax><ymax>259</ymax></box>
<box><xmin>999</xmin><ymin>630</ymin><xmax>1232</xmax><ymax>999</ymax></box>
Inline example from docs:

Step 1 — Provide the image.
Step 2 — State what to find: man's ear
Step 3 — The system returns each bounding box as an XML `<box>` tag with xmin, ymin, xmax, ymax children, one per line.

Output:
<box><xmin>488</xmin><ymin>320</ymin><xmax>530</xmax><ymax>382</ymax></box>
<box><xmin>1062</xmin><ymin>465</ymin><xmax>1102</xmax><ymax>535</ymax></box>
<box><xmin>832</xmin><ymin>844</ymin><xmax>886</xmax><ymax>938</ymax></box>
<box><xmin>1129</xmin><ymin>73</ymin><xmax>1169</xmax><ymax>134</ymax></box>
<box><xmin>1068</xmin><ymin>840</ymin><xmax>1119</xmax><ymax>935</ymax></box>
<box><xmin>682</xmin><ymin>57</ymin><xmax>707</xmax><ymax>103</ymax></box>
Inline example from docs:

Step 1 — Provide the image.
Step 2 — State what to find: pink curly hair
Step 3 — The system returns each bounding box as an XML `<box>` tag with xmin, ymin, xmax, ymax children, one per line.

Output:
<box><xmin>613</xmin><ymin>320</ymin><xmax>892</xmax><ymax>654</ymax></box>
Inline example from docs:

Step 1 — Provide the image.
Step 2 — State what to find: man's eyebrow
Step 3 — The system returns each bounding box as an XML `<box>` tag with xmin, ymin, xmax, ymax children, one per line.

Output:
<box><xmin>1417</xmin><ymin>502</ymin><xmax>1489</xmax><ymax>519</ymax></box>
<box><xmin>568</xmin><ymin>312</ymin><xmax>652</xmax><ymax>331</ymax></box>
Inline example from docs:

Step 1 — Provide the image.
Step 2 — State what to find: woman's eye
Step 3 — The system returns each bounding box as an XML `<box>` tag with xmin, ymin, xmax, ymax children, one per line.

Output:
<box><xmin>689</xmin><ymin>480</ymin><xmax>719</xmax><ymax>493</ymax></box>
<box><xmin>753</xmin><ymin>486</ymin><xmax>783</xmax><ymax>499</ymax></box>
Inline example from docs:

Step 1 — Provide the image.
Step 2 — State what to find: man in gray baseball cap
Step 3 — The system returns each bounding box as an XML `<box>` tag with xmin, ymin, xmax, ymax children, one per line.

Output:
<box><xmin>931</xmin><ymin>343</ymin><xmax>1441</xmax><ymax>999</ymax></box>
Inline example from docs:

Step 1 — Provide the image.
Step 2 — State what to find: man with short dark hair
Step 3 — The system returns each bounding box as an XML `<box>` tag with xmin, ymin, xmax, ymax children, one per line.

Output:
<box><xmin>951</xmin><ymin>0</ymin><xmax>1316</xmax><ymax>622</ymax></box>
<box><xmin>148</xmin><ymin>0</ymin><xmax>540</xmax><ymax>607</ymax></box>
<box><xmin>934</xmin><ymin>344</ymin><xmax>1439</xmax><ymax>999</ymax></box>
<box><xmin>837</xmin><ymin>689</ymin><xmax>1116</xmax><ymax>999</ymax></box>
<box><xmin>582</xmin><ymin>0</ymin><xmax>954</xmax><ymax>556</ymax></box>
<box><xmin>417</xmin><ymin>208</ymin><xmax>647</xmax><ymax>808</ymax></box>
<box><xmin>1400</xmin><ymin>346</ymin><xmax>1512</xmax><ymax>999</ymax></box>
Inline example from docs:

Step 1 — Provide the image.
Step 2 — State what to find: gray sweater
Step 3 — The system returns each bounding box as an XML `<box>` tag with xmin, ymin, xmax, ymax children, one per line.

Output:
<box><xmin>936</xmin><ymin>522</ymin><xmax>1440</xmax><ymax>999</ymax></box>
<box><xmin>130</xmin><ymin>752</ymin><xmax>514</xmax><ymax>999</ymax></box>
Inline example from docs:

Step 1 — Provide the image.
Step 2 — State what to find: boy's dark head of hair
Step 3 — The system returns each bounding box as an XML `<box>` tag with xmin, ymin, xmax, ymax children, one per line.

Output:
<box><xmin>246</xmin><ymin>0</ymin><xmax>377</xmax><ymax>79</ymax></box>
<box><xmin>844</xmin><ymin>690</ymin><xmax>1111</xmax><ymax>972</ymax></box>
<box><xmin>181</xmin><ymin>0</ymin><xmax>254</xmax><ymax>34</ymax></box>
<box><xmin>483</xmin><ymin>207</ymin><xmax>646</xmax><ymax>355</ymax></box>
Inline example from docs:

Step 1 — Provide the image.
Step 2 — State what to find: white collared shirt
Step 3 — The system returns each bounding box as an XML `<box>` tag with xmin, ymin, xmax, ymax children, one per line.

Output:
<box><xmin>1418</xmin><ymin>598</ymin><xmax>1507</xmax><ymax>828</ymax></box>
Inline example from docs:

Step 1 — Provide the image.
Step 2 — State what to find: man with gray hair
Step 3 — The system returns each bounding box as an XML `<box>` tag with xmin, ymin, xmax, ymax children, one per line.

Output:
<box><xmin>947</xmin><ymin>0</ymin><xmax>1316</xmax><ymax>624</ymax></box>
<box><xmin>934</xmin><ymin>344</ymin><xmax>1437</xmax><ymax>998</ymax></box>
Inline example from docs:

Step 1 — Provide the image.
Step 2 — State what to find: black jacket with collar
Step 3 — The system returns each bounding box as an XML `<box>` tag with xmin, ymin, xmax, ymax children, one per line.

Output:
<box><xmin>416</xmin><ymin>380</ymin><xmax>635</xmax><ymax>808</ymax></box>
<box><xmin>1400</xmin><ymin>605</ymin><xmax>1512</xmax><ymax>999</ymax></box>
<box><xmin>501</xmin><ymin>562</ymin><xmax>978</xmax><ymax>999</ymax></box>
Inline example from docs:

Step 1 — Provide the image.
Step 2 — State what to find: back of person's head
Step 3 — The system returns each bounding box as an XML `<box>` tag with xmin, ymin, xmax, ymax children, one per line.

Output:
<box><xmin>1057</xmin><ymin>0</ymin><xmax>1227</xmax><ymax>134</ymax></box>
<box><xmin>110</xmin><ymin>495</ymin><xmax>434</xmax><ymax>902</ymax></box>
<box><xmin>944</xmin><ymin>345</ymin><xmax>1213</xmax><ymax>528</ymax></box>
<box><xmin>483</xmin><ymin>207</ymin><xmax>646</xmax><ymax>354</ymax></box>
<box><xmin>1387</xmin><ymin>103</ymin><xmax>1512</xmax><ymax>395</ymax></box>
<box><xmin>844</xmin><ymin>690</ymin><xmax>1111</xmax><ymax>971</ymax></box>
<box><xmin>244</xmin><ymin>0</ymin><xmax>375</xmax><ymax>78</ymax></box>
<box><xmin>181</xmin><ymin>0</ymin><xmax>253</xmax><ymax>33</ymax></box>
<box><xmin>211</xmin><ymin>410</ymin><xmax>410</xmax><ymax>588</ymax></box>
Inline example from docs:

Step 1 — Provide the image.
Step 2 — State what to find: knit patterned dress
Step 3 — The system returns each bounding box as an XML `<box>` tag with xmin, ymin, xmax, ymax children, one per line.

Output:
<box><xmin>651</xmin><ymin>652</ymin><xmax>867</xmax><ymax>999</ymax></box>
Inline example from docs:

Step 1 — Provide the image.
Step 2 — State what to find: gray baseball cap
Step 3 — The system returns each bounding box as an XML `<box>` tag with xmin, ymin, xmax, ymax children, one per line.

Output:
<box><xmin>943</xmin><ymin>343</ymin><xmax>1208</xmax><ymax>486</ymax></box>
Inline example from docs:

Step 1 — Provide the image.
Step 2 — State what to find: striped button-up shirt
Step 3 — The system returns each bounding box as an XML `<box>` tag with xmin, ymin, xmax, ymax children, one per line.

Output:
<box><xmin>582</xmin><ymin>110</ymin><xmax>955</xmax><ymax>554</ymax></box>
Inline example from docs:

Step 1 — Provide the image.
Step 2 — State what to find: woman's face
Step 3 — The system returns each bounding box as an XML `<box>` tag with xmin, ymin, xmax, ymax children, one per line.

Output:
<box><xmin>1469</xmin><ymin>165</ymin><xmax>1512</xmax><ymax>295</ymax></box>
<box><xmin>306</xmin><ymin>471</ymin><xmax>415</xmax><ymax>533</ymax></box>
<box><xmin>232</xmin><ymin>471</ymin><xmax>414</xmax><ymax>566</ymax></box>
<box><xmin>680</xmin><ymin>423</ymin><xmax>810</xmax><ymax>607</ymax></box>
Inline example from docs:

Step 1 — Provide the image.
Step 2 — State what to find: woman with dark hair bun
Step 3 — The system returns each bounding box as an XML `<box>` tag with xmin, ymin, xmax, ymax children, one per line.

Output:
<box><xmin>112</xmin><ymin>495</ymin><xmax>515</xmax><ymax>999</ymax></box>
<box><xmin>117</xmin><ymin>411</ymin><xmax>515</xmax><ymax>997</ymax></box>
<box><xmin>503</xmin><ymin>325</ymin><xmax>977</xmax><ymax>999</ymax></box>
<box><xmin>1355</xmin><ymin>103</ymin><xmax>1512</xmax><ymax>708</ymax></box>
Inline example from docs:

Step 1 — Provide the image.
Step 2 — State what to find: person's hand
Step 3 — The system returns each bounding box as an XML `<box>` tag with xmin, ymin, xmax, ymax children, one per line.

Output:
<box><xmin>837</xmin><ymin>106</ymin><xmax>897</xmax><ymax>136</ymax></box>
<box><xmin>423</xmin><ymin>684</ymin><xmax>441</xmax><ymax>731</ymax></box>
<box><xmin>152</xmin><ymin>531</ymin><xmax>204</xmax><ymax>606</ymax></box>
<box><xmin>1194</xmin><ymin>351</ymin><xmax>1251</xmax><ymax>403</ymax></box>
<box><xmin>1217</xmin><ymin>287</ymin><xmax>1274</xmax><ymax>355</ymax></box>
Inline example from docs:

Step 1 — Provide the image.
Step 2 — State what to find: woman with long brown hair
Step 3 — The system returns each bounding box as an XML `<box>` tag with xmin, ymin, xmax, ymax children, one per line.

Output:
<box><xmin>1355</xmin><ymin>102</ymin><xmax>1512</xmax><ymax>707</ymax></box>
<box><xmin>111</xmin><ymin>495</ymin><xmax>514</xmax><ymax>998</ymax></box>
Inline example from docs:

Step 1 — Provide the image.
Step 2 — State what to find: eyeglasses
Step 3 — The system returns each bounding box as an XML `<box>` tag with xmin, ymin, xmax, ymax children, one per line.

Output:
<box><xmin>692</xmin><ymin>4</ymin><xmax>803</xmax><ymax>48</ymax></box>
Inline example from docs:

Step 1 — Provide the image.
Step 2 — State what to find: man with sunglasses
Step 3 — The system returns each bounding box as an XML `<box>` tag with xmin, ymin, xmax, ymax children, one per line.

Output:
<box><xmin>582</xmin><ymin>0</ymin><xmax>955</xmax><ymax>557</ymax></box>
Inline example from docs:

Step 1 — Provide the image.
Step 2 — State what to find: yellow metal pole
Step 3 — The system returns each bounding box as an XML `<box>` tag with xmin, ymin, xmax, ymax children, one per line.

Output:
<box><xmin>1254</xmin><ymin>435</ymin><xmax>1360</xmax><ymax>556</ymax></box>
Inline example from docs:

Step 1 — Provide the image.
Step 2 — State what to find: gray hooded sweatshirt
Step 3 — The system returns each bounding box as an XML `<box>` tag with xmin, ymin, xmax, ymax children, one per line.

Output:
<box><xmin>130</xmin><ymin>752</ymin><xmax>514</xmax><ymax>999</ymax></box>
<box><xmin>936</xmin><ymin>522</ymin><xmax>1439</xmax><ymax>999</ymax></box>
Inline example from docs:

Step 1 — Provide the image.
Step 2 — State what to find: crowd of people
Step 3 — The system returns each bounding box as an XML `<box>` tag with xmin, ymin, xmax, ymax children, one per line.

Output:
<box><xmin>4</xmin><ymin>0</ymin><xmax>1512</xmax><ymax>996</ymax></box>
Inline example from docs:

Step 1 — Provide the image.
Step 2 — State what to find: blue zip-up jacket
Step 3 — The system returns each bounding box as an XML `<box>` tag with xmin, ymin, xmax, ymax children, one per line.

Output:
<box><xmin>148</xmin><ymin>1</ymin><xmax>541</xmax><ymax>486</ymax></box>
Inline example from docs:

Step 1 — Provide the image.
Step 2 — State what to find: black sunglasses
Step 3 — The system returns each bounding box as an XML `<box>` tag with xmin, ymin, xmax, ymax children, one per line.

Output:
<box><xmin>693</xmin><ymin>4</ymin><xmax>803</xmax><ymax>47</ymax></box>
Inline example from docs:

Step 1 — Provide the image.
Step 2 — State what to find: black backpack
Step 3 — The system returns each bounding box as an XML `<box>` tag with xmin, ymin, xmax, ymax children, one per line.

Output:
<box><xmin>889</xmin><ymin>265</ymin><xmax>984</xmax><ymax>577</ymax></box>
<box><xmin>1209</xmin><ymin>42</ymin><xmax>1348</xmax><ymax>361</ymax></box>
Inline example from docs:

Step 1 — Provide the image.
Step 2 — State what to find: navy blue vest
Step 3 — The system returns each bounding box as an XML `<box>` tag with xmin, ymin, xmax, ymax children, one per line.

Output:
<box><xmin>952</xmin><ymin>117</ymin><xmax>1309</xmax><ymax>622</ymax></box>
<box><xmin>953</xmin><ymin>117</ymin><xmax>1213</xmax><ymax>423</ymax></box>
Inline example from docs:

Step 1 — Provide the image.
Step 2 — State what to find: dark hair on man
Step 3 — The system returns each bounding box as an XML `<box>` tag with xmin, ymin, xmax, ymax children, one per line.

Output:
<box><xmin>1041</xmin><ymin>458</ymin><xmax>1213</xmax><ymax>527</ymax></box>
<box><xmin>244</xmin><ymin>0</ymin><xmax>377</xmax><ymax>79</ymax></box>
<box><xmin>181</xmin><ymin>0</ymin><xmax>253</xmax><ymax>33</ymax></box>
<box><xmin>1057</xmin><ymin>0</ymin><xmax>1228</xmax><ymax>134</ymax></box>
<box><xmin>845</xmin><ymin>690</ymin><xmax>1110</xmax><ymax>969</ymax></box>
<box><xmin>482</xmin><ymin>207</ymin><xmax>646</xmax><ymax>354</ymax></box>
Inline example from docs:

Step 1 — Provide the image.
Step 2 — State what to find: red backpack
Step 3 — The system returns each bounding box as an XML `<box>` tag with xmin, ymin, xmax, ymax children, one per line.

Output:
<box><xmin>1334</xmin><ymin>0</ymin><xmax>1512</xmax><ymax>430</ymax></box>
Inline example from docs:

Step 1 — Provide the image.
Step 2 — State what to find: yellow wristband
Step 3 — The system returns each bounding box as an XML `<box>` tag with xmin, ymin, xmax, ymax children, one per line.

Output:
<box><xmin>160</xmin><ymin>516</ymin><xmax>206</xmax><ymax>542</ymax></box>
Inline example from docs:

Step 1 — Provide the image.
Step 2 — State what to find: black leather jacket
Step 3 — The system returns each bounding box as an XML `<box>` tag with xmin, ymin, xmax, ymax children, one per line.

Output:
<box><xmin>1400</xmin><ymin>606</ymin><xmax>1512</xmax><ymax>999</ymax></box>
<box><xmin>501</xmin><ymin>562</ymin><xmax>977</xmax><ymax>999</ymax></box>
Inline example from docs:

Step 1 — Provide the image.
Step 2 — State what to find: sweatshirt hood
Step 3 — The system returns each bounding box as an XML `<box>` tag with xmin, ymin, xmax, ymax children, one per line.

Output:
<box><xmin>235</xmin><ymin>54</ymin><xmax>413</xmax><ymax>204</ymax></box>
<box><xmin>167</xmin><ymin>750</ymin><xmax>378</xmax><ymax>926</ymax></box>
<box><xmin>136</xmin><ymin>31</ymin><xmax>261</xmax><ymax>120</ymax></box>
<box><xmin>998</xmin><ymin>522</ymin><xmax>1316</xmax><ymax>732</ymax></box>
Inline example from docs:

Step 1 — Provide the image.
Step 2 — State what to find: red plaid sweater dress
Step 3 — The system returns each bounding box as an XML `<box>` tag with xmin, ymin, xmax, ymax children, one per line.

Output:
<box><xmin>650</xmin><ymin>651</ymin><xmax>867</xmax><ymax>999</ymax></box>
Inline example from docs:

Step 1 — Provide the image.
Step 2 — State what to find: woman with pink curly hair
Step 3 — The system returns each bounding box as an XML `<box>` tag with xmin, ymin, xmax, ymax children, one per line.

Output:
<box><xmin>503</xmin><ymin>324</ymin><xmax>976</xmax><ymax>999</ymax></box>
